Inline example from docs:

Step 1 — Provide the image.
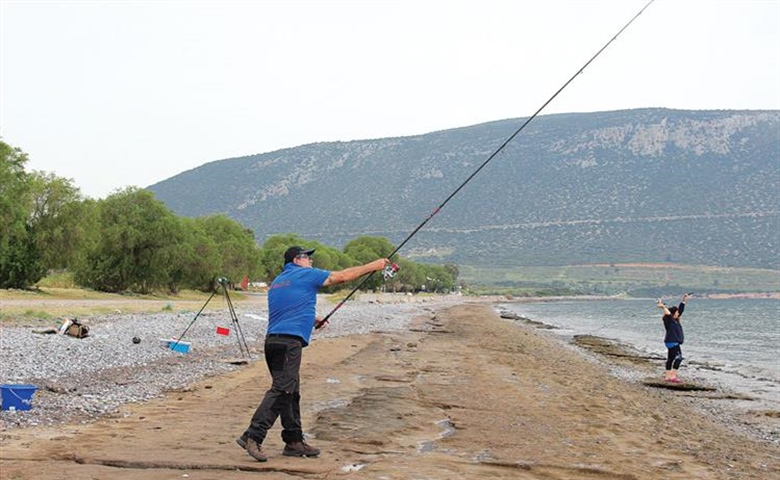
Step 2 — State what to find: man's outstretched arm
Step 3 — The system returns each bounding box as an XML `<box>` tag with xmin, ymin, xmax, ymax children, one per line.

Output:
<box><xmin>323</xmin><ymin>258</ymin><xmax>389</xmax><ymax>287</ymax></box>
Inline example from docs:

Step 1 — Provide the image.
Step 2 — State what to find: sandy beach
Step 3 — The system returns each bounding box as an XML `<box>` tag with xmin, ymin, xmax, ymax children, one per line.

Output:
<box><xmin>1</xmin><ymin>297</ymin><xmax>778</xmax><ymax>480</ymax></box>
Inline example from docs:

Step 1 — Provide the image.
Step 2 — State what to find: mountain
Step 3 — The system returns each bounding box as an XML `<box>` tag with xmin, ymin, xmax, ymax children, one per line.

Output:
<box><xmin>147</xmin><ymin>108</ymin><xmax>780</xmax><ymax>270</ymax></box>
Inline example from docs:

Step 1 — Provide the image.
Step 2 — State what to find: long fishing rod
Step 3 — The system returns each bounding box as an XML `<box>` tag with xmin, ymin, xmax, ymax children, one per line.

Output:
<box><xmin>317</xmin><ymin>0</ymin><xmax>656</xmax><ymax>329</ymax></box>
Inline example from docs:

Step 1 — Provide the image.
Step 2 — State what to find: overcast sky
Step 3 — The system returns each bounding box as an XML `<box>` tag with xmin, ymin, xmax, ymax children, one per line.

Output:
<box><xmin>2</xmin><ymin>0</ymin><xmax>778</xmax><ymax>199</ymax></box>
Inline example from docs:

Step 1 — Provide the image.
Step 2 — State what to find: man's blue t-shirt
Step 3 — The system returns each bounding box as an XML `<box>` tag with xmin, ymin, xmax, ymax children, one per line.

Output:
<box><xmin>267</xmin><ymin>263</ymin><xmax>330</xmax><ymax>346</ymax></box>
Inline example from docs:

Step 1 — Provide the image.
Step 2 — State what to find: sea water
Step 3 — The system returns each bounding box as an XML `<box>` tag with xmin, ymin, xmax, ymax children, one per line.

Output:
<box><xmin>496</xmin><ymin>298</ymin><xmax>780</xmax><ymax>411</ymax></box>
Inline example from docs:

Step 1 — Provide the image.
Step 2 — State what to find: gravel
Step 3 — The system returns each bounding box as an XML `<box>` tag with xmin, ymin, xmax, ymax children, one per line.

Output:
<box><xmin>0</xmin><ymin>297</ymin><xmax>451</xmax><ymax>430</ymax></box>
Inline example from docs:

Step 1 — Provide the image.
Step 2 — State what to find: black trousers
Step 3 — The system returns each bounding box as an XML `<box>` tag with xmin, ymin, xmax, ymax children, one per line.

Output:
<box><xmin>666</xmin><ymin>344</ymin><xmax>683</xmax><ymax>371</ymax></box>
<box><xmin>245</xmin><ymin>335</ymin><xmax>304</xmax><ymax>444</ymax></box>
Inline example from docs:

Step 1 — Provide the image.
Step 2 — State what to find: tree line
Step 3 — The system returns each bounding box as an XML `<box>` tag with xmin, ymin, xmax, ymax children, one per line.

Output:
<box><xmin>0</xmin><ymin>140</ymin><xmax>457</xmax><ymax>294</ymax></box>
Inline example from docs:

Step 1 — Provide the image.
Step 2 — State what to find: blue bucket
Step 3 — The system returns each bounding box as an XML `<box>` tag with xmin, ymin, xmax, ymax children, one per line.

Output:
<box><xmin>0</xmin><ymin>384</ymin><xmax>38</xmax><ymax>411</ymax></box>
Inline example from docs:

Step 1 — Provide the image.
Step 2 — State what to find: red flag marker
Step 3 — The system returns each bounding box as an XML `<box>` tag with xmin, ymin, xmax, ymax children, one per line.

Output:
<box><xmin>216</xmin><ymin>326</ymin><xmax>230</xmax><ymax>336</ymax></box>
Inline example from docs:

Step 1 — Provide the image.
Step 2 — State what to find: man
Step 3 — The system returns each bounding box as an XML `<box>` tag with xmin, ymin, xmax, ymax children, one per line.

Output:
<box><xmin>237</xmin><ymin>246</ymin><xmax>389</xmax><ymax>462</ymax></box>
<box><xmin>656</xmin><ymin>293</ymin><xmax>691</xmax><ymax>383</ymax></box>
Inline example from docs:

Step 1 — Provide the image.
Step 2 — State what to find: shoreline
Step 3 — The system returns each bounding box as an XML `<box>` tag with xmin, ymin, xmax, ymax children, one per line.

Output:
<box><xmin>2</xmin><ymin>293</ymin><xmax>777</xmax><ymax>440</ymax></box>
<box><xmin>494</xmin><ymin>302</ymin><xmax>780</xmax><ymax>447</ymax></box>
<box><xmin>0</xmin><ymin>298</ymin><xmax>780</xmax><ymax>480</ymax></box>
<box><xmin>2</xmin><ymin>293</ymin><xmax>777</xmax><ymax>445</ymax></box>
<box><xmin>1</xmin><ymin>300</ymin><xmax>777</xmax><ymax>479</ymax></box>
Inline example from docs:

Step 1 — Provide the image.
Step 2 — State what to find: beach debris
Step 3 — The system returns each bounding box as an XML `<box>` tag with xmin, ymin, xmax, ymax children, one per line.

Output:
<box><xmin>31</xmin><ymin>317</ymin><xmax>89</xmax><ymax>338</ymax></box>
<box><xmin>498</xmin><ymin>310</ymin><xmax>556</xmax><ymax>329</ymax></box>
<box><xmin>574</xmin><ymin>335</ymin><xmax>660</xmax><ymax>363</ymax></box>
<box><xmin>64</xmin><ymin>318</ymin><xmax>90</xmax><ymax>338</ymax></box>
<box><xmin>220</xmin><ymin>358</ymin><xmax>249</xmax><ymax>365</ymax></box>
<box><xmin>341</xmin><ymin>463</ymin><xmax>365</xmax><ymax>472</ymax></box>
<box><xmin>642</xmin><ymin>379</ymin><xmax>717</xmax><ymax>391</ymax></box>
<box><xmin>132</xmin><ymin>336</ymin><xmax>141</xmax><ymax>344</ymax></box>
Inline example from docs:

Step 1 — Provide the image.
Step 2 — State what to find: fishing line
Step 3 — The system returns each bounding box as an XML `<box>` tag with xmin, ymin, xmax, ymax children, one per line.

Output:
<box><xmin>318</xmin><ymin>0</ymin><xmax>656</xmax><ymax>329</ymax></box>
<box><xmin>591</xmin><ymin>313</ymin><xmax>637</xmax><ymax>336</ymax></box>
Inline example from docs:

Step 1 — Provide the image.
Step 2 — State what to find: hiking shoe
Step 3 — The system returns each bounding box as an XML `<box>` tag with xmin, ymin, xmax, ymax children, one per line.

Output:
<box><xmin>283</xmin><ymin>441</ymin><xmax>320</xmax><ymax>457</ymax></box>
<box><xmin>244</xmin><ymin>437</ymin><xmax>268</xmax><ymax>462</ymax></box>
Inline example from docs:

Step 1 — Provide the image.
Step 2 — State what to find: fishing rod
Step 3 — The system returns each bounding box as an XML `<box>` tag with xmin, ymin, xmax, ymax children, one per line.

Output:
<box><xmin>317</xmin><ymin>0</ymin><xmax>656</xmax><ymax>330</ymax></box>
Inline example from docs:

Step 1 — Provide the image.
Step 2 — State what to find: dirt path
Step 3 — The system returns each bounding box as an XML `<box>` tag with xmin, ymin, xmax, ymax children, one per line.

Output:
<box><xmin>1</xmin><ymin>304</ymin><xmax>777</xmax><ymax>479</ymax></box>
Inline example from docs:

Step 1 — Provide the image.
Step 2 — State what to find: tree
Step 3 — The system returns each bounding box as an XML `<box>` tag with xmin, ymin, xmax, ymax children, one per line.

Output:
<box><xmin>0</xmin><ymin>141</ymin><xmax>44</xmax><ymax>288</ymax></box>
<box><xmin>258</xmin><ymin>234</ymin><xmax>354</xmax><ymax>282</ymax></box>
<box><xmin>343</xmin><ymin>236</ymin><xmax>396</xmax><ymax>290</ymax></box>
<box><xmin>196</xmin><ymin>215</ymin><xmax>263</xmax><ymax>287</ymax></box>
<box><xmin>260</xmin><ymin>235</ymin><xmax>384</xmax><ymax>292</ymax></box>
<box><xmin>387</xmin><ymin>259</ymin><xmax>424</xmax><ymax>292</ymax></box>
<box><xmin>73</xmin><ymin>188</ymin><xmax>185</xmax><ymax>293</ymax></box>
<box><xmin>344</xmin><ymin>236</ymin><xmax>396</xmax><ymax>262</ymax></box>
<box><xmin>27</xmin><ymin>171</ymin><xmax>88</xmax><ymax>270</ymax></box>
<box><xmin>306</xmin><ymin>245</ymin><xmax>355</xmax><ymax>274</ymax></box>
<box><xmin>171</xmin><ymin>217</ymin><xmax>221</xmax><ymax>292</ymax></box>
<box><xmin>443</xmin><ymin>263</ymin><xmax>459</xmax><ymax>282</ymax></box>
<box><xmin>420</xmin><ymin>264</ymin><xmax>456</xmax><ymax>293</ymax></box>
<box><xmin>257</xmin><ymin>234</ymin><xmax>309</xmax><ymax>281</ymax></box>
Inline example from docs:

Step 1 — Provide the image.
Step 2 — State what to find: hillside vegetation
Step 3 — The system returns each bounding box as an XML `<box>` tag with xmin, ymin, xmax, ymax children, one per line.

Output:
<box><xmin>149</xmin><ymin>109</ymin><xmax>780</xmax><ymax>272</ymax></box>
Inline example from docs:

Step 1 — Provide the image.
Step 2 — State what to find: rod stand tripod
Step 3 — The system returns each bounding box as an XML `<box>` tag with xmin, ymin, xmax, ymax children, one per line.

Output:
<box><xmin>172</xmin><ymin>277</ymin><xmax>251</xmax><ymax>359</ymax></box>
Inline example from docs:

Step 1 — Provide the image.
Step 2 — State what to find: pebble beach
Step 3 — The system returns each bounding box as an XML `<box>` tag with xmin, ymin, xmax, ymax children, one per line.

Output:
<box><xmin>0</xmin><ymin>294</ymin><xmax>458</xmax><ymax>429</ymax></box>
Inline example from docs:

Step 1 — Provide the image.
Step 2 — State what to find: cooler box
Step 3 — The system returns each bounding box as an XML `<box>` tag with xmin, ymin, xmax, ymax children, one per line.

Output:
<box><xmin>1</xmin><ymin>384</ymin><xmax>38</xmax><ymax>411</ymax></box>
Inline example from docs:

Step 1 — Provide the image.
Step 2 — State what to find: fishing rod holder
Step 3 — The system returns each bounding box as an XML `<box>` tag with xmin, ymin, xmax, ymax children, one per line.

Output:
<box><xmin>171</xmin><ymin>276</ymin><xmax>252</xmax><ymax>359</ymax></box>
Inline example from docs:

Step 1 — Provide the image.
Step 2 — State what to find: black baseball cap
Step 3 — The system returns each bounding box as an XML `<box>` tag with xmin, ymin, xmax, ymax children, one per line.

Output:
<box><xmin>284</xmin><ymin>246</ymin><xmax>316</xmax><ymax>264</ymax></box>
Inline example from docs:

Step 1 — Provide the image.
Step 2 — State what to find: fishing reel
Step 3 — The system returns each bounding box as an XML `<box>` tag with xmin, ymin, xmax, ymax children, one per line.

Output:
<box><xmin>383</xmin><ymin>262</ymin><xmax>400</xmax><ymax>281</ymax></box>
